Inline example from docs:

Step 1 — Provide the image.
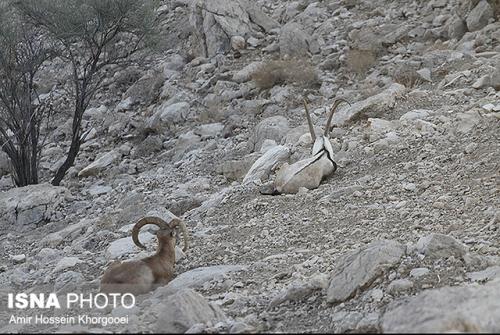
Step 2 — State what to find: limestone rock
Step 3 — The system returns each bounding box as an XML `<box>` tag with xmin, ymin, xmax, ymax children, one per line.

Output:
<box><xmin>160</xmin><ymin>101</ymin><xmax>191</xmax><ymax>124</ymax></box>
<box><xmin>326</xmin><ymin>240</ymin><xmax>405</xmax><ymax>304</ymax></box>
<box><xmin>194</xmin><ymin>123</ymin><xmax>224</xmax><ymax>139</ymax></box>
<box><xmin>466</xmin><ymin>0</ymin><xmax>494</xmax><ymax>32</ymax></box>
<box><xmin>41</xmin><ymin>219</ymin><xmax>88</xmax><ymax>247</ymax></box>
<box><xmin>123</xmin><ymin>69</ymin><xmax>165</xmax><ymax>106</ymax></box>
<box><xmin>331</xmin><ymin>84</ymin><xmax>406</xmax><ymax>127</ymax></box>
<box><xmin>78</xmin><ymin>150</ymin><xmax>122</xmax><ymax>177</ymax></box>
<box><xmin>154</xmin><ymin>265</ymin><xmax>246</xmax><ymax>297</ymax></box>
<box><xmin>189</xmin><ymin>0</ymin><xmax>278</xmax><ymax>58</ymax></box>
<box><xmin>382</xmin><ymin>280</ymin><xmax>500</xmax><ymax>333</ymax></box>
<box><xmin>243</xmin><ymin>145</ymin><xmax>290</xmax><ymax>184</ymax></box>
<box><xmin>279</xmin><ymin>22</ymin><xmax>319</xmax><ymax>58</ymax></box>
<box><xmin>247</xmin><ymin>116</ymin><xmax>289</xmax><ymax>152</ymax></box>
<box><xmin>217</xmin><ymin>154</ymin><xmax>259</xmax><ymax>181</ymax></box>
<box><xmin>54</xmin><ymin>271</ymin><xmax>85</xmax><ymax>294</ymax></box>
<box><xmin>446</xmin><ymin>14</ymin><xmax>467</xmax><ymax>40</ymax></box>
<box><xmin>105</xmin><ymin>232</ymin><xmax>155</xmax><ymax>260</ymax></box>
<box><xmin>232</xmin><ymin>61</ymin><xmax>263</xmax><ymax>83</ymax></box>
<box><xmin>0</xmin><ymin>183</ymin><xmax>69</xmax><ymax>225</ymax></box>
<box><xmin>416</xmin><ymin>233</ymin><xmax>468</xmax><ymax>259</ymax></box>
<box><xmin>156</xmin><ymin>289</ymin><xmax>228</xmax><ymax>333</ymax></box>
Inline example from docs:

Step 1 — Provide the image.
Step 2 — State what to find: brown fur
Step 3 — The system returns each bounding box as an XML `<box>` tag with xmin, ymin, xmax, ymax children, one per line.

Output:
<box><xmin>100</xmin><ymin>217</ymin><xmax>188</xmax><ymax>295</ymax></box>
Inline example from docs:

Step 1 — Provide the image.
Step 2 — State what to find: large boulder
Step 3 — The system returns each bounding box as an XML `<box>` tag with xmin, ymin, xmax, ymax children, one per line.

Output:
<box><xmin>415</xmin><ymin>233</ymin><xmax>468</xmax><ymax>259</ymax></box>
<box><xmin>189</xmin><ymin>0</ymin><xmax>279</xmax><ymax>57</ymax></box>
<box><xmin>382</xmin><ymin>279</ymin><xmax>500</xmax><ymax>333</ymax></box>
<box><xmin>466</xmin><ymin>0</ymin><xmax>494</xmax><ymax>31</ymax></box>
<box><xmin>154</xmin><ymin>265</ymin><xmax>246</xmax><ymax>297</ymax></box>
<box><xmin>326</xmin><ymin>240</ymin><xmax>405</xmax><ymax>304</ymax></box>
<box><xmin>247</xmin><ymin>116</ymin><xmax>290</xmax><ymax>152</ymax></box>
<box><xmin>0</xmin><ymin>183</ymin><xmax>69</xmax><ymax>225</ymax></box>
<box><xmin>243</xmin><ymin>145</ymin><xmax>290</xmax><ymax>184</ymax></box>
<box><xmin>331</xmin><ymin>83</ymin><xmax>405</xmax><ymax>127</ymax></box>
<box><xmin>123</xmin><ymin>69</ymin><xmax>165</xmax><ymax>106</ymax></box>
<box><xmin>155</xmin><ymin>289</ymin><xmax>228</xmax><ymax>333</ymax></box>
<box><xmin>279</xmin><ymin>22</ymin><xmax>319</xmax><ymax>58</ymax></box>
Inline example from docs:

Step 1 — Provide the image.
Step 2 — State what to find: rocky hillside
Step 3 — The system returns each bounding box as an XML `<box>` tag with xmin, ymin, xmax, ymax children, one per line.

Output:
<box><xmin>1</xmin><ymin>0</ymin><xmax>499</xmax><ymax>333</ymax></box>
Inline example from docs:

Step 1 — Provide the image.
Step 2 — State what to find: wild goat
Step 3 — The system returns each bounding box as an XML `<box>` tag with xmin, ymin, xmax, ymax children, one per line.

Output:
<box><xmin>100</xmin><ymin>216</ymin><xmax>189</xmax><ymax>295</ymax></box>
<box><xmin>266</xmin><ymin>98</ymin><xmax>349</xmax><ymax>194</ymax></box>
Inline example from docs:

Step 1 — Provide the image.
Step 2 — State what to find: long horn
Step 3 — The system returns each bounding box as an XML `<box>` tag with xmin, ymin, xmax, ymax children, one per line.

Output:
<box><xmin>324</xmin><ymin>98</ymin><xmax>351</xmax><ymax>136</ymax></box>
<box><xmin>303</xmin><ymin>97</ymin><xmax>316</xmax><ymax>143</ymax></box>
<box><xmin>132</xmin><ymin>216</ymin><xmax>169</xmax><ymax>249</ymax></box>
<box><xmin>170</xmin><ymin>218</ymin><xmax>189</xmax><ymax>252</ymax></box>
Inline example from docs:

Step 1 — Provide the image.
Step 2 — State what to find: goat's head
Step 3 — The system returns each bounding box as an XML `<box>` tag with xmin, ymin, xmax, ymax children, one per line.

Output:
<box><xmin>131</xmin><ymin>216</ymin><xmax>189</xmax><ymax>252</ymax></box>
<box><xmin>304</xmin><ymin>97</ymin><xmax>350</xmax><ymax>161</ymax></box>
<box><xmin>303</xmin><ymin>97</ymin><xmax>351</xmax><ymax>142</ymax></box>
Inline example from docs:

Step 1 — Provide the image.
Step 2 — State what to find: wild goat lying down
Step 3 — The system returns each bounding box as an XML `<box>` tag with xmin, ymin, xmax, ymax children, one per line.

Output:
<box><xmin>266</xmin><ymin>98</ymin><xmax>349</xmax><ymax>195</ymax></box>
<box><xmin>100</xmin><ymin>216</ymin><xmax>189</xmax><ymax>295</ymax></box>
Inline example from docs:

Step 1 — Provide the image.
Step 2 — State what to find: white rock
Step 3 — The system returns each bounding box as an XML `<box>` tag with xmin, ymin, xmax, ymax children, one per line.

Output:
<box><xmin>417</xmin><ymin>68</ymin><xmax>432</xmax><ymax>82</ymax></box>
<box><xmin>400</xmin><ymin>109</ymin><xmax>430</xmax><ymax>121</ymax></box>
<box><xmin>160</xmin><ymin>102</ymin><xmax>190</xmax><ymax>124</ymax></box>
<box><xmin>260</xmin><ymin>139</ymin><xmax>278</xmax><ymax>153</ymax></box>
<box><xmin>10</xmin><ymin>254</ymin><xmax>26</xmax><ymax>264</ymax></box>
<box><xmin>467</xmin><ymin>266</ymin><xmax>500</xmax><ymax>282</ymax></box>
<box><xmin>53</xmin><ymin>257</ymin><xmax>82</xmax><ymax>273</ymax></box>
<box><xmin>243</xmin><ymin>145</ymin><xmax>290</xmax><ymax>184</ymax></box>
<box><xmin>105</xmin><ymin>232</ymin><xmax>155</xmax><ymax>260</ymax></box>
<box><xmin>232</xmin><ymin>61</ymin><xmax>263</xmax><ymax>83</ymax></box>
<box><xmin>114</xmin><ymin>97</ymin><xmax>133</xmax><ymax>112</ymax></box>
<box><xmin>482</xmin><ymin>103</ymin><xmax>496</xmax><ymax>111</ymax></box>
<box><xmin>387</xmin><ymin>279</ymin><xmax>414</xmax><ymax>294</ymax></box>
<box><xmin>409</xmin><ymin>267</ymin><xmax>430</xmax><ymax>278</ymax></box>
<box><xmin>194</xmin><ymin>123</ymin><xmax>224</xmax><ymax>139</ymax></box>
<box><xmin>231</xmin><ymin>35</ymin><xmax>246</xmax><ymax>50</ymax></box>
<box><xmin>78</xmin><ymin>150</ymin><xmax>121</xmax><ymax>177</ymax></box>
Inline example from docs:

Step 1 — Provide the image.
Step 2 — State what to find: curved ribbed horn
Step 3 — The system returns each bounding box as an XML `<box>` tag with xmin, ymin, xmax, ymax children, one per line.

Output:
<box><xmin>324</xmin><ymin>98</ymin><xmax>351</xmax><ymax>136</ymax></box>
<box><xmin>303</xmin><ymin>97</ymin><xmax>316</xmax><ymax>143</ymax></box>
<box><xmin>132</xmin><ymin>216</ymin><xmax>169</xmax><ymax>249</ymax></box>
<box><xmin>170</xmin><ymin>218</ymin><xmax>189</xmax><ymax>252</ymax></box>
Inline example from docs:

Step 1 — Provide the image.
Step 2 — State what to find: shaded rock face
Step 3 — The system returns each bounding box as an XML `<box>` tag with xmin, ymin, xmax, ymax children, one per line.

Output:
<box><xmin>0</xmin><ymin>183</ymin><xmax>69</xmax><ymax>225</ymax></box>
<box><xmin>189</xmin><ymin>0</ymin><xmax>278</xmax><ymax>57</ymax></box>
<box><xmin>326</xmin><ymin>240</ymin><xmax>405</xmax><ymax>304</ymax></box>
<box><xmin>382</xmin><ymin>279</ymin><xmax>500</xmax><ymax>333</ymax></box>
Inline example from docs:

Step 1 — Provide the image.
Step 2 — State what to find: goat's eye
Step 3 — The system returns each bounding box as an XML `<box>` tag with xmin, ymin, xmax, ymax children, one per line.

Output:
<box><xmin>170</xmin><ymin>231</ymin><xmax>175</xmax><ymax>237</ymax></box>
